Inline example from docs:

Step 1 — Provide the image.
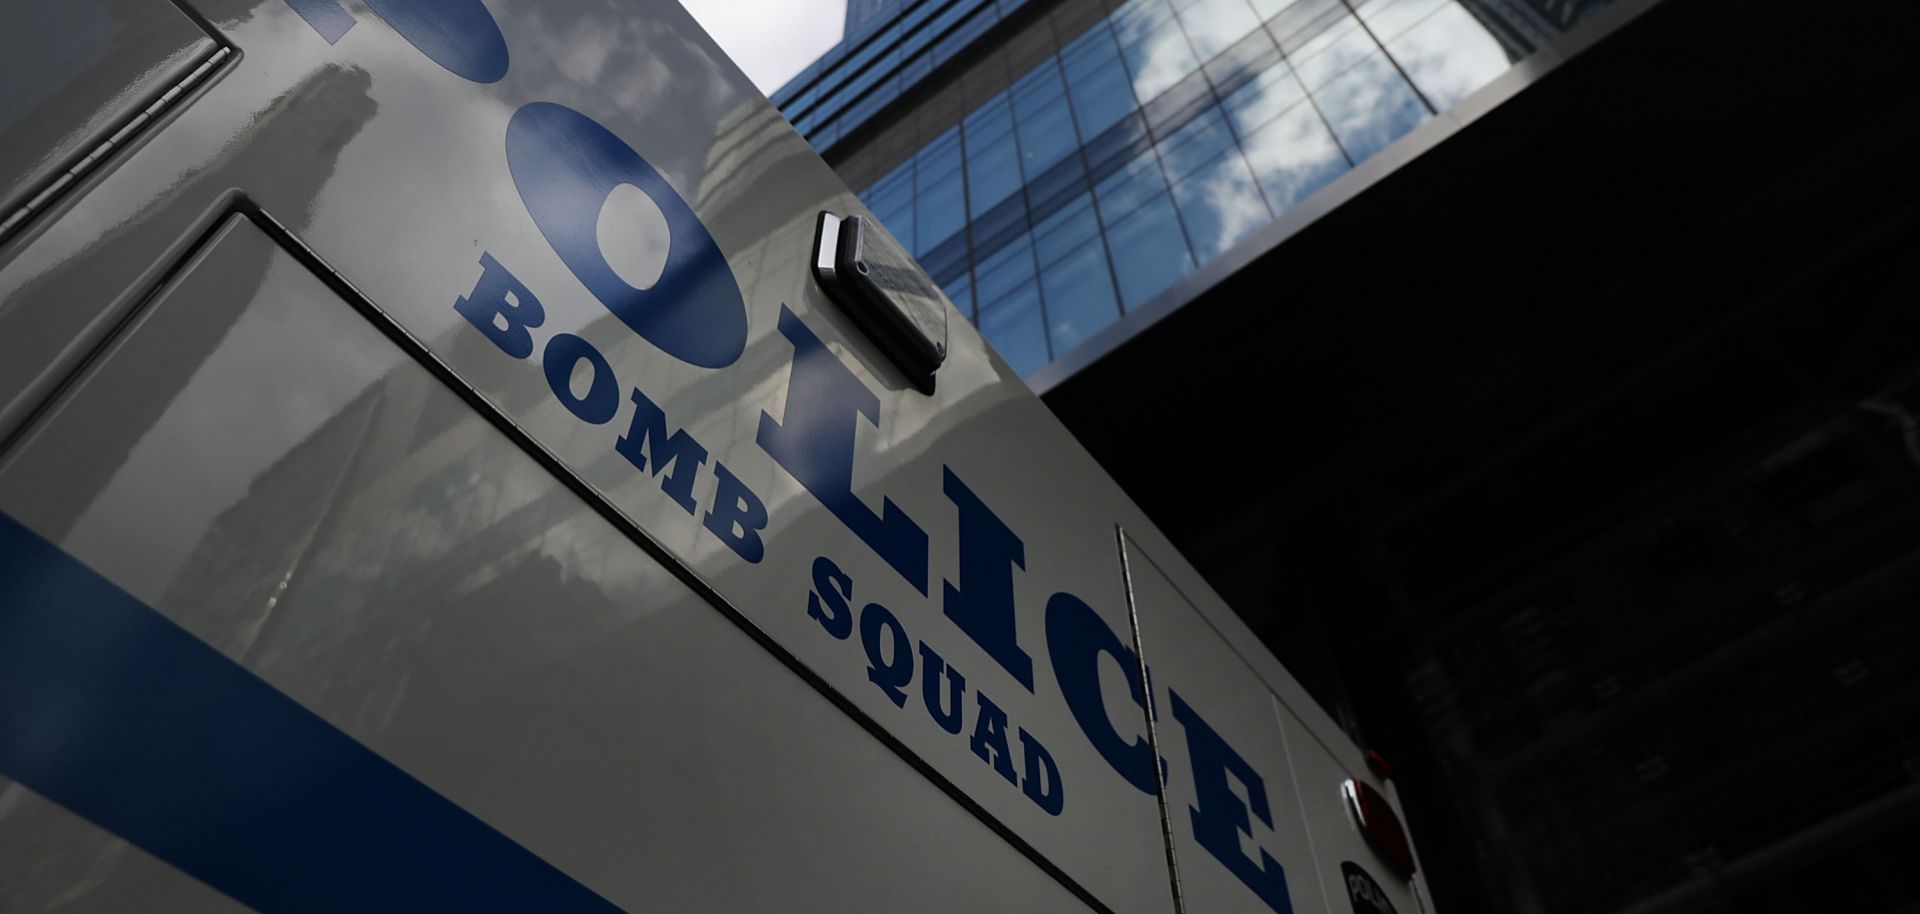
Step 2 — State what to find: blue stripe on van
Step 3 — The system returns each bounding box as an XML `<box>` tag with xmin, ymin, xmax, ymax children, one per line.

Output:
<box><xmin>0</xmin><ymin>511</ymin><xmax>627</xmax><ymax>914</ymax></box>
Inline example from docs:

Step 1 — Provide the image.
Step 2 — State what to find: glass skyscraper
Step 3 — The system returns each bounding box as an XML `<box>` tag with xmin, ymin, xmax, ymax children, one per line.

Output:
<box><xmin>773</xmin><ymin>0</ymin><xmax>1611</xmax><ymax>377</ymax></box>
<box><xmin>843</xmin><ymin>0</ymin><xmax>908</xmax><ymax>37</ymax></box>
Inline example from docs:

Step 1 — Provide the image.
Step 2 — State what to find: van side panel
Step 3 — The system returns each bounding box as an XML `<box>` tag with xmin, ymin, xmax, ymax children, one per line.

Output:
<box><xmin>0</xmin><ymin>216</ymin><xmax>1093</xmax><ymax>913</ymax></box>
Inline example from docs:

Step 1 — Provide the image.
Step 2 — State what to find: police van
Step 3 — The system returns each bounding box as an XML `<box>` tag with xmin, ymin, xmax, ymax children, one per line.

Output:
<box><xmin>0</xmin><ymin>2</ymin><xmax>1427</xmax><ymax>912</ymax></box>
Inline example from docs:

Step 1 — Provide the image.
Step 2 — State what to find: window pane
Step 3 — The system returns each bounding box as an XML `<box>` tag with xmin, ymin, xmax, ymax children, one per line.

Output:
<box><xmin>923</xmin><ymin>229</ymin><xmax>971</xmax><ymax>286</ymax></box>
<box><xmin>1313</xmin><ymin>52</ymin><xmax>1429</xmax><ymax>162</ymax></box>
<box><xmin>1290</xmin><ymin>15</ymin><xmax>1374</xmax><ymax>89</ymax></box>
<box><xmin>1170</xmin><ymin>147</ymin><xmax>1270</xmax><ymax>259</ymax></box>
<box><xmin>866</xmin><ymin>158</ymin><xmax>915</xmax><ymax>200</ymax></box>
<box><xmin>1385</xmin><ymin>3</ymin><xmax>1514</xmax><ymax>109</ymax></box>
<box><xmin>1176</xmin><ymin>0</ymin><xmax>1262</xmax><ymax>61</ymax></box>
<box><xmin>1357</xmin><ymin>0</ymin><xmax>1452</xmax><ymax>43</ymax></box>
<box><xmin>1240</xmin><ymin>98</ymin><xmax>1351</xmax><ymax>213</ymax></box>
<box><xmin>1094</xmin><ymin>147</ymin><xmax>1172</xmax><ymax>221</ymax></box>
<box><xmin>1104</xmin><ymin>191</ymin><xmax>1195</xmax><ymax>309</ymax></box>
<box><xmin>974</xmin><ymin>230</ymin><xmax>1039</xmax><ymax>305</ymax></box>
<box><xmin>1117</xmin><ymin>6</ymin><xmax>1200</xmax><ymax>101</ymax></box>
<box><xmin>1084</xmin><ymin>113</ymin><xmax>1153</xmax><ymax>179</ymax></box>
<box><xmin>863</xmin><ymin>161</ymin><xmax>918</xmax><ymax>253</ymax></box>
<box><xmin>1112</xmin><ymin>0</ymin><xmax>1177</xmax><ymax>42</ymax></box>
<box><xmin>1206</xmin><ymin>27</ymin><xmax>1282</xmax><ymax>99</ymax></box>
<box><xmin>978</xmin><ymin>280</ymin><xmax>1051</xmax><ymax>375</ymax></box>
<box><xmin>1157</xmin><ymin>106</ymin><xmax>1237</xmax><ymax>180</ymax></box>
<box><xmin>1027</xmin><ymin>153</ymin><xmax>1090</xmax><ymax>216</ymax></box>
<box><xmin>899</xmin><ymin>51</ymin><xmax>933</xmax><ymax>85</ymax></box>
<box><xmin>1011</xmin><ymin>65</ymin><xmax>1081</xmax><ymax>179</ymax></box>
<box><xmin>915</xmin><ymin>126</ymin><xmax>966</xmax><ymax>255</ymax></box>
<box><xmin>1033</xmin><ymin>192</ymin><xmax>1102</xmax><ymax>267</ymax></box>
<box><xmin>864</xmin><ymin>185</ymin><xmax>911</xmax><ymax>226</ymax></box>
<box><xmin>970</xmin><ymin>192</ymin><xmax>1031</xmax><ymax>264</ymax></box>
<box><xmin>1062</xmin><ymin>28</ymin><xmax>1140</xmax><ymax>139</ymax></box>
<box><xmin>934</xmin><ymin>2</ymin><xmax>999</xmax><ymax>63</ymax></box>
<box><xmin>839</xmin><ymin>53</ymin><xmax>900</xmax><ymax>111</ymax></box>
<box><xmin>1221</xmin><ymin>57</ymin><xmax>1308</xmax><ymax>137</ymax></box>
<box><xmin>1271</xmin><ymin>0</ymin><xmax>1350</xmax><ymax>55</ymax></box>
<box><xmin>1041</xmin><ymin>239</ymin><xmax>1123</xmax><ymax>355</ymax></box>
<box><xmin>965</xmin><ymin>94</ymin><xmax>1024</xmax><ymax>214</ymax></box>
<box><xmin>942</xmin><ymin>271</ymin><xmax>975</xmax><ymax>323</ymax></box>
<box><xmin>840</xmin><ymin>78</ymin><xmax>900</xmax><ymax>131</ymax></box>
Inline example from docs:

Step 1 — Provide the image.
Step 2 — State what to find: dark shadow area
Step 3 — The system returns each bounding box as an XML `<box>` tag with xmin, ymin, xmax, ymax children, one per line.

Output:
<box><xmin>1042</xmin><ymin>1</ymin><xmax>1920</xmax><ymax>912</ymax></box>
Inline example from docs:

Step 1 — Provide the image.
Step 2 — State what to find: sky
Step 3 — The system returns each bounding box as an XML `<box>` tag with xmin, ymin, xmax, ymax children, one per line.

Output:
<box><xmin>679</xmin><ymin>0</ymin><xmax>848</xmax><ymax>95</ymax></box>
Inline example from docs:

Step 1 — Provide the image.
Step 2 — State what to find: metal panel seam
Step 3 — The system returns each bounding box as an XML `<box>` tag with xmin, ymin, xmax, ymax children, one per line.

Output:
<box><xmin>0</xmin><ymin>44</ymin><xmax>234</xmax><ymax>246</ymax></box>
<box><xmin>1118</xmin><ymin>525</ymin><xmax>1189</xmax><ymax>914</ymax></box>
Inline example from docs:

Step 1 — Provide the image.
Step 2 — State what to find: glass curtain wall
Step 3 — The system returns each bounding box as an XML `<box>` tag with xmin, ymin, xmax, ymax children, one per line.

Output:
<box><xmin>857</xmin><ymin>0</ymin><xmax>1518</xmax><ymax>376</ymax></box>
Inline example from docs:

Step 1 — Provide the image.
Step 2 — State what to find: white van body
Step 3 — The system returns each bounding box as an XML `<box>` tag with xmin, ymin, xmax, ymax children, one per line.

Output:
<box><xmin>0</xmin><ymin>2</ymin><xmax>1428</xmax><ymax>913</ymax></box>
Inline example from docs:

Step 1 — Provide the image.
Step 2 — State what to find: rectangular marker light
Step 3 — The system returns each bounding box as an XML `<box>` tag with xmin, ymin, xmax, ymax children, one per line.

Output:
<box><xmin>813</xmin><ymin>212</ymin><xmax>948</xmax><ymax>393</ymax></box>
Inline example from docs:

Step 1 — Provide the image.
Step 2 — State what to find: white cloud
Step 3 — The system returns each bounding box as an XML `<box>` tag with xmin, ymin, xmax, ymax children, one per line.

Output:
<box><xmin>679</xmin><ymin>0</ymin><xmax>847</xmax><ymax>96</ymax></box>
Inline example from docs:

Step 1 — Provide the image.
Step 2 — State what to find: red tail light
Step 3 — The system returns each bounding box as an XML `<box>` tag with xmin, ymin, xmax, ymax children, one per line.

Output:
<box><xmin>1365</xmin><ymin>749</ymin><xmax>1393</xmax><ymax>780</ymax></box>
<box><xmin>1344</xmin><ymin>779</ymin><xmax>1417</xmax><ymax>879</ymax></box>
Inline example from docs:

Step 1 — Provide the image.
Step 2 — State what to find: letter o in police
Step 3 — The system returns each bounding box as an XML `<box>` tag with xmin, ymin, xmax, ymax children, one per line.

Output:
<box><xmin>365</xmin><ymin>0</ymin><xmax>510</xmax><ymax>82</ymax></box>
<box><xmin>542</xmin><ymin>333</ymin><xmax>620</xmax><ymax>424</ymax></box>
<box><xmin>506</xmin><ymin>102</ymin><xmax>749</xmax><ymax>369</ymax></box>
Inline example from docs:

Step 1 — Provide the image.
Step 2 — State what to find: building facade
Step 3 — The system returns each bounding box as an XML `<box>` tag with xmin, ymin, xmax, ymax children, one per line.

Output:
<box><xmin>774</xmin><ymin>0</ymin><xmax>1609</xmax><ymax>378</ymax></box>
<box><xmin>774</xmin><ymin>2</ymin><xmax>1920</xmax><ymax>914</ymax></box>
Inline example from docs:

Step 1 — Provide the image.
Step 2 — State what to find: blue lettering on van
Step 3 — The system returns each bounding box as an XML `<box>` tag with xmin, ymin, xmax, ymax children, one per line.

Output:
<box><xmin>860</xmin><ymin>602</ymin><xmax>913</xmax><ymax>708</ymax></box>
<box><xmin>970</xmin><ymin>692</ymin><xmax>1018</xmax><ymax>785</ymax></box>
<box><xmin>807</xmin><ymin>556</ymin><xmax>856</xmax><ymax>640</ymax></box>
<box><xmin>452</xmin><ymin>254</ymin><xmax>766</xmax><ymax>566</ymax></box>
<box><xmin>1018</xmin><ymin>727</ymin><xmax>1064</xmax><ymax>816</ymax></box>
<box><xmin>1045</xmin><ymin>591</ymin><xmax>1158</xmax><ymax>795</ymax></box>
<box><xmin>1170</xmin><ymin>691</ymin><xmax>1295</xmax><ymax>914</ymax></box>
<box><xmin>918</xmin><ymin>642</ymin><xmax>966</xmax><ymax>735</ymax></box>
<box><xmin>453</xmin><ymin>251</ymin><xmax>544</xmax><ymax>358</ymax></box>
<box><xmin>704</xmin><ymin>462</ymin><xmax>769</xmax><ymax>564</ymax></box>
<box><xmin>942</xmin><ymin>467</ymin><xmax>1034</xmax><ymax>692</ymax></box>
<box><xmin>507</xmin><ymin>102</ymin><xmax>748</xmax><ymax>369</ymax></box>
<box><xmin>812</xmin><ymin>557</ymin><xmax>1065</xmax><ymax>817</ymax></box>
<box><xmin>543</xmin><ymin>333</ymin><xmax>620</xmax><ymax>425</ymax></box>
<box><xmin>365</xmin><ymin>0</ymin><xmax>509</xmax><ymax>82</ymax></box>
<box><xmin>615</xmin><ymin>388</ymin><xmax>709</xmax><ymax>515</ymax></box>
<box><xmin>282</xmin><ymin>0</ymin><xmax>508</xmax><ymax>81</ymax></box>
<box><xmin>759</xmin><ymin>305</ymin><xmax>929</xmax><ymax>594</ymax></box>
